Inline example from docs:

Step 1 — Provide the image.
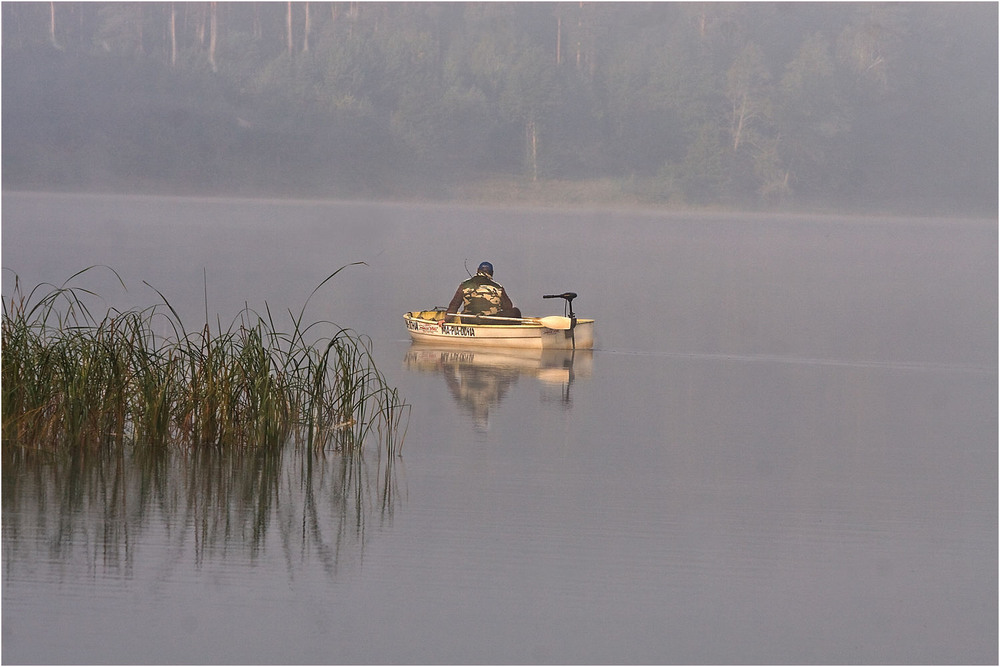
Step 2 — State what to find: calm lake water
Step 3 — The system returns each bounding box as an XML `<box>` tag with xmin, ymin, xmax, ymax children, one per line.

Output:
<box><xmin>2</xmin><ymin>191</ymin><xmax>996</xmax><ymax>664</ymax></box>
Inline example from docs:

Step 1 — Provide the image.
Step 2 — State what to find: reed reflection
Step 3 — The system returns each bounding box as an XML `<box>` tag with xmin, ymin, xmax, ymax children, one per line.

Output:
<box><xmin>1</xmin><ymin>441</ymin><xmax>401</xmax><ymax>579</ymax></box>
<box><xmin>403</xmin><ymin>346</ymin><xmax>593</xmax><ymax>430</ymax></box>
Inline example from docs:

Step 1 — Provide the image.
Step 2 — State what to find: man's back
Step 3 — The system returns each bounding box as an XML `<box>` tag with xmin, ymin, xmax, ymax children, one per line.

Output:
<box><xmin>456</xmin><ymin>274</ymin><xmax>505</xmax><ymax>316</ymax></box>
<box><xmin>446</xmin><ymin>261</ymin><xmax>521</xmax><ymax>321</ymax></box>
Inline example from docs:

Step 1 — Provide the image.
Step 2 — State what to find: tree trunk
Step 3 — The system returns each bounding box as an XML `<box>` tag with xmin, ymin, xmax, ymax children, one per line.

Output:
<box><xmin>170</xmin><ymin>3</ymin><xmax>177</xmax><ymax>66</ymax></box>
<box><xmin>732</xmin><ymin>93</ymin><xmax>747</xmax><ymax>151</ymax></box>
<box><xmin>208</xmin><ymin>1</ymin><xmax>217</xmax><ymax>71</ymax></box>
<box><xmin>528</xmin><ymin>119</ymin><xmax>539</xmax><ymax>183</ymax></box>
<box><xmin>556</xmin><ymin>15</ymin><xmax>561</xmax><ymax>66</ymax></box>
<box><xmin>136</xmin><ymin>4</ymin><xmax>144</xmax><ymax>55</ymax></box>
<box><xmin>49</xmin><ymin>1</ymin><xmax>57</xmax><ymax>46</ymax></box>
<box><xmin>303</xmin><ymin>2</ymin><xmax>310</xmax><ymax>53</ymax></box>
<box><xmin>197</xmin><ymin>3</ymin><xmax>205</xmax><ymax>46</ymax></box>
<box><xmin>575</xmin><ymin>4</ymin><xmax>582</xmax><ymax>69</ymax></box>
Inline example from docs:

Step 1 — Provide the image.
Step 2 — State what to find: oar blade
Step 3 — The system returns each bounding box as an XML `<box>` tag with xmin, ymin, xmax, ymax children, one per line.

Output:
<box><xmin>536</xmin><ymin>316</ymin><xmax>573</xmax><ymax>330</ymax></box>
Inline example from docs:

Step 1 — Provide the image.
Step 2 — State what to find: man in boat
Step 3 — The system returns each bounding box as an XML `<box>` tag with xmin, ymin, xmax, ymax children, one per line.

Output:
<box><xmin>446</xmin><ymin>261</ymin><xmax>522</xmax><ymax>324</ymax></box>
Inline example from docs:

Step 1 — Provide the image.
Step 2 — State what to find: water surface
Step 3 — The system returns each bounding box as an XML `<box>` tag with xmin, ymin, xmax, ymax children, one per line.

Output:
<box><xmin>2</xmin><ymin>192</ymin><xmax>996</xmax><ymax>664</ymax></box>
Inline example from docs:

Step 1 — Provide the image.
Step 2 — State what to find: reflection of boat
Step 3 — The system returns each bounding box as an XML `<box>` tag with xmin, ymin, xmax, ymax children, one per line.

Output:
<box><xmin>405</xmin><ymin>346</ymin><xmax>593</xmax><ymax>382</ymax></box>
<box><xmin>404</xmin><ymin>291</ymin><xmax>595</xmax><ymax>350</ymax></box>
<box><xmin>404</xmin><ymin>346</ymin><xmax>593</xmax><ymax>430</ymax></box>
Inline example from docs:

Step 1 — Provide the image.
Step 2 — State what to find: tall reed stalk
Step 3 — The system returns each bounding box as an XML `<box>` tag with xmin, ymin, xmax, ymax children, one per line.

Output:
<box><xmin>2</xmin><ymin>268</ymin><xmax>408</xmax><ymax>457</ymax></box>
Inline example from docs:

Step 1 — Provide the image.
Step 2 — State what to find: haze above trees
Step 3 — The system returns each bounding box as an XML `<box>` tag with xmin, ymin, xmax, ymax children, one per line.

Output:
<box><xmin>3</xmin><ymin>2</ymin><xmax>996</xmax><ymax>215</ymax></box>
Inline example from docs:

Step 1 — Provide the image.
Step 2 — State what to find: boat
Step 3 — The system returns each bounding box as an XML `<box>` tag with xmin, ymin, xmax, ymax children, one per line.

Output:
<box><xmin>404</xmin><ymin>292</ymin><xmax>595</xmax><ymax>350</ymax></box>
<box><xmin>404</xmin><ymin>310</ymin><xmax>595</xmax><ymax>349</ymax></box>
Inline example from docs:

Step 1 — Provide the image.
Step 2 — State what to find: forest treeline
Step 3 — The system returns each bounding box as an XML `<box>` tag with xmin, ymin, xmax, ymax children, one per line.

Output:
<box><xmin>2</xmin><ymin>2</ymin><xmax>996</xmax><ymax>214</ymax></box>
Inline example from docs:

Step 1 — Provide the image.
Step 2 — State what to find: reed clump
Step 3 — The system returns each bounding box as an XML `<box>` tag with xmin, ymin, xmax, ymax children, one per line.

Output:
<box><xmin>2</xmin><ymin>268</ymin><xmax>408</xmax><ymax>456</ymax></box>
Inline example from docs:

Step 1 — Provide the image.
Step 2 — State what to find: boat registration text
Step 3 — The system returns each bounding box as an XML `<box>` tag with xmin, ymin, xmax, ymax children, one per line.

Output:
<box><xmin>407</xmin><ymin>319</ymin><xmax>476</xmax><ymax>337</ymax></box>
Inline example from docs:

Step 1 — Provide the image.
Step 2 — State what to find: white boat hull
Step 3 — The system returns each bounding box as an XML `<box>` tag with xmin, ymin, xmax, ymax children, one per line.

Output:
<box><xmin>404</xmin><ymin>311</ymin><xmax>595</xmax><ymax>350</ymax></box>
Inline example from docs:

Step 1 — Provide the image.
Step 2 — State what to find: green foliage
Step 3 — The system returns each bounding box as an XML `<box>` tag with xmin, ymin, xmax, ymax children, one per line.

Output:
<box><xmin>1</xmin><ymin>2</ymin><xmax>995</xmax><ymax>213</ymax></box>
<box><xmin>1</xmin><ymin>267</ymin><xmax>409</xmax><ymax>457</ymax></box>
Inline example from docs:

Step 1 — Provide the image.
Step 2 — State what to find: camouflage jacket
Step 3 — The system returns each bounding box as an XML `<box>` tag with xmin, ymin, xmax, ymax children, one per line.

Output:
<box><xmin>446</xmin><ymin>274</ymin><xmax>514</xmax><ymax>317</ymax></box>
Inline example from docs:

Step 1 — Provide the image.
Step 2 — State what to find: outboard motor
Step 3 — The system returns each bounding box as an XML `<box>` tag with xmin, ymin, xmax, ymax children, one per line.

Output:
<box><xmin>543</xmin><ymin>292</ymin><xmax>579</xmax><ymax>348</ymax></box>
<box><xmin>543</xmin><ymin>292</ymin><xmax>577</xmax><ymax>320</ymax></box>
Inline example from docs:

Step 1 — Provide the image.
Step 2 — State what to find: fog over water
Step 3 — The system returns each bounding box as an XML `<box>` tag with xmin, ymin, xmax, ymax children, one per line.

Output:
<box><xmin>1</xmin><ymin>193</ymin><xmax>995</xmax><ymax>664</ymax></box>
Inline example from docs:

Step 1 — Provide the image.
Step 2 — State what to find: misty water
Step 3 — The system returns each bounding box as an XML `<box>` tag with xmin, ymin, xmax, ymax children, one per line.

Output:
<box><xmin>2</xmin><ymin>191</ymin><xmax>996</xmax><ymax>664</ymax></box>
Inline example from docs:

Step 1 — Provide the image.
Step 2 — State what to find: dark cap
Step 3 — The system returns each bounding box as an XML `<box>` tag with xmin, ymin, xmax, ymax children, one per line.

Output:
<box><xmin>477</xmin><ymin>261</ymin><xmax>494</xmax><ymax>276</ymax></box>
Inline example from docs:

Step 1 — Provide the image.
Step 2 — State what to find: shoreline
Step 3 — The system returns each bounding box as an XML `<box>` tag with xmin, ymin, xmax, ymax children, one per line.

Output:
<box><xmin>3</xmin><ymin>178</ymin><xmax>995</xmax><ymax>222</ymax></box>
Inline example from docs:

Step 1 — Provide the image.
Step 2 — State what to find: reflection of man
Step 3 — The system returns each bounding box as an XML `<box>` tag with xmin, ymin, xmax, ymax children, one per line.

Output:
<box><xmin>442</xmin><ymin>363</ymin><xmax>518</xmax><ymax>433</ymax></box>
<box><xmin>446</xmin><ymin>261</ymin><xmax>522</xmax><ymax>323</ymax></box>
